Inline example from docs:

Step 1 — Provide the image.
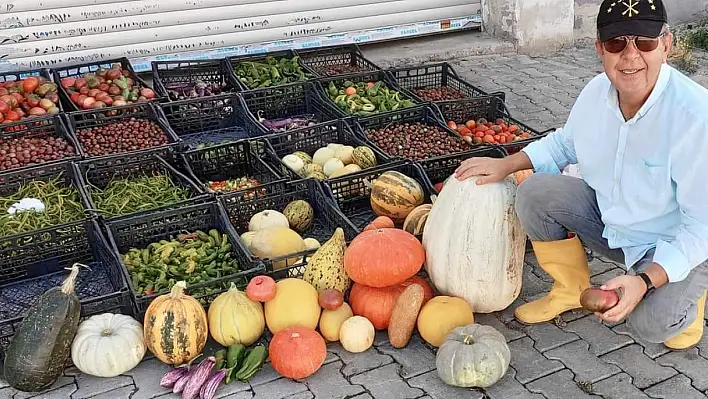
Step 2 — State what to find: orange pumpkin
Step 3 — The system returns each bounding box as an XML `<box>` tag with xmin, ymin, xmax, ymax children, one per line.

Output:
<box><xmin>344</xmin><ymin>228</ymin><xmax>425</xmax><ymax>287</ymax></box>
<box><xmin>246</xmin><ymin>275</ymin><xmax>276</xmax><ymax>302</ymax></box>
<box><xmin>363</xmin><ymin>216</ymin><xmax>395</xmax><ymax>231</ymax></box>
<box><xmin>349</xmin><ymin>276</ymin><xmax>434</xmax><ymax>330</ymax></box>
<box><xmin>269</xmin><ymin>326</ymin><xmax>327</xmax><ymax>379</ymax></box>
<box><xmin>513</xmin><ymin>169</ymin><xmax>533</xmax><ymax>185</ymax></box>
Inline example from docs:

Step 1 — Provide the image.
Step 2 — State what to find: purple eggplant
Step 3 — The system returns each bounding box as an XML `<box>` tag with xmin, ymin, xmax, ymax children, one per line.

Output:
<box><xmin>181</xmin><ymin>356</ymin><xmax>216</xmax><ymax>399</ymax></box>
<box><xmin>172</xmin><ymin>370</ymin><xmax>193</xmax><ymax>394</ymax></box>
<box><xmin>200</xmin><ymin>369</ymin><xmax>228</xmax><ymax>399</ymax></box>
<box><xmin>160</xmin><ymin>366</ymin><xmax>189</xmax><ymax>388</ymax></box>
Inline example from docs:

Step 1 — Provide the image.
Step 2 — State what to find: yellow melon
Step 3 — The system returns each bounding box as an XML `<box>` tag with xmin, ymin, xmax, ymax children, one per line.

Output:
<box><xmin>249</xmin><ymin>226</ymin><xmax>306</xmax><ymax>270</ymax></box>
<box><xmin>264</xmin><ymin>278</ymin><xmax>321</xmax><ymax>334</ymax></box>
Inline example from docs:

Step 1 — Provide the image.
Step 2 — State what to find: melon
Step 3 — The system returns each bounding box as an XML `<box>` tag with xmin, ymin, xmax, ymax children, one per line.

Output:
<box><xmin>264</xmin><ymin>278</ymin><xmax>321</xmax><ymax>334</ymax></box>
<box><xmin>352</xmin><ymin>146</ymin><xmax>377</xmax><ymax>169</ymax></box>
<box><xmin>370</xmin><ymin>171</ymin><xmax>425</xmax><ymax>223</ymax></box>
<box><xmin>282</xmin><ymin>200</ymin><xmax>314</xmax><ymax>234</ymax></box>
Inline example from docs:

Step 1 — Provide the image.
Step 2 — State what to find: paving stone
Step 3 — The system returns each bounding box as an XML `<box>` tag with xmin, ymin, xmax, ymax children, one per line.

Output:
<box><xmin>373</xmin><ymin>330</ymin><xmax>389</xmax><ymax>347</ymax></box>
<box><xmin>498</xmin><ymin>297</ymin><xmax>525</xmax><ymax>323</ymax></box>
<box><xmin>473</xmin><ymin>313</ymin><xmax>526</xmax><ymax>342</ymax></box>
<box><xmin>526</xmin><ymin>369</ymin><xmax>595</xmax><ymax>398</ymax></box>
<box><xmin>407</xmin><ymin>370</ymin><xmax>484</xmax><ymax>399</ymax></box>
<box><xmin>563</xmin><ymin>315</ymin><xmax>633</xmax><ymax>356</ymax></box>
<box><xmin>91</xmin><ymin>385</ymin><xmax>136</xmax><ymax>398</ymax></box>
<box><xmin>520</xmin><ymin>266</ymin><xmax>552</xmax><ymax>300</ymax></box>
<box><xmin>523</xmin><ymin>322</ymin><xmax>580</xmax><ymax>352</ymax></box>
<box><xmin>248</xmin><ymin>362</ymin><xmax>282</xmax><ymax>387</ymax></box>
<box><xmin>251</xmin><ymin>378</ymin><xmax>308</xmax><ymax>399</ymax></box>
<box><xmin>348</xmin><ymin>394</ymin><xmax>373</xmax><ymax>399</ymax></box>
<box><xmin>588</xmin><ymin>257</ymin><xmax>621</xmax><ymax>277</ymax></box>
<box><xmin>69</xmin><ymin>371</ymin><xmax>132</xmax><ymax>399</ymax></box>
<box><xmin>644</xmin><ymin>374</ymin><xmax>707</xmax><ymax>399</ymax></box>
<box><xmin>484</xmin><ymin>367</ymin><xmax>544</xmax><ymax>399</ymax></box>
<box><xmin>591</xmin><ymin>268</ymin><xmax>626</xmax><ymax>286</ymax></box>
<box><xmin>214</xmin><ymin>378</ymin><xmax>251</xmax><ymax>399</ymax></box>
<box><xmin>559</xmin><ymin>309</ymin><xmax>592</xmax><ymax>323</ymax></box>
<box><xmin>124</xmin><ymin>357</ymin><xmax>174</xmax><ymax>399</ymax></box>
<box><xmin>220</xmin><ymin>391</ymin><xmax>254</xmax><ymax>399</ymax></box>
<box><xmin>304</xmin><ymin>361</ymin><xmax>364</xmax><ymax>398</ymax></box>
<box><xmin>507</xmin><ymin>337</ymin><xmax>564</xmax><ymax>384</ymax></box>
<box><xmin>544</xmin><ymin>340</ymin><xmax>621</xmax><ymax>383</ymax></box>
<box><xmin>327</xmin><ymin>344</ymin><xmax>393</xmax><ymax>377</ymax></box>
<box><xmin>613</xmin><ymin>324</ymin><xmax>671</xmax><ymax>359</ymax></box>
<box><xmin>349</xmin><ymin>364</ymin><xmax>424</xmax><ymax>399</ymax></box>
<box><xmin>591</xmin><ymin>373</ymin><xmax>649</xmax><ymax>399</ymax></box>
<box><xmin>600</xmin><ymin>344</ymin><xmax>677</xmax><ymax>389</ymax></box>
<box><xmin>8</xmin><ymin>376</ymin><xmax>75</xmax><ymax>399</ymax></box>
<box><xmin>656</xmin><ymin>348</ymin><xmax>708</xmax><ymax>391</ymax></box>
<box><xmin>281</xmin><ymin>392</ymin><xmax>313</xmax><ymax>399</ymax></box>
<box><xmin>376</xmin><ymin>335</ymin><xmax>436</xmax><ymax>379</ymax></box>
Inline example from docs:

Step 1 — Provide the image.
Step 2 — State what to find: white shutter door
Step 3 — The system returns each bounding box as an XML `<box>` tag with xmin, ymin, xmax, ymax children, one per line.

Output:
<box><xmin>0</xmin><ymin>0</ymin><xmax>480</xmax><ymax>73</ymax></box>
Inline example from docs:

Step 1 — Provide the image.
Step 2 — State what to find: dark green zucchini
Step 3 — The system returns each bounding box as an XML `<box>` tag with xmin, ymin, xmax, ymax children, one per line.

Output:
<box><xmin>3</xmin><ymin>264</ymin><xmax>83</xmax><ymax>392</ymax></box>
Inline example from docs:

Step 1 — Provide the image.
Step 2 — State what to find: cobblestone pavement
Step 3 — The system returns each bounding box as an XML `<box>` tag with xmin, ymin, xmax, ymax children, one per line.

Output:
<box><xmin>2</xmin><ymin>45</ymin><xmax>708</xmax><ymax>399</ymax></box>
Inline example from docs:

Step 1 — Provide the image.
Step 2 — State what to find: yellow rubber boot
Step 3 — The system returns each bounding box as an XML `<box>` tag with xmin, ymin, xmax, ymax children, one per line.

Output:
<box><xmin>664</xmin><ymin>291</ymin><xmax>706</xmax><ymax>350</ymax></box>
<box><xmin>515</xmin><ymin>235</ymin><xmax>590</xmax><ymax>324</ymax></box>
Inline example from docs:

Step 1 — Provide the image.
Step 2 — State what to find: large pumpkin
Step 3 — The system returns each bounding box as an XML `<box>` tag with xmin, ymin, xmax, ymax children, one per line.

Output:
<box><xmin>264</xmin><ymin>278</ymin><xmax>321</xmax><ymax>334</ymax></box>
<box><xmin>436</xmin><ymin>324</ymin><xmax>511</xmax><ymax>388</ymax></box>
<box><xmin>422</xmin><ymin>175</ymin><xmax>525</xmax><ymax>313</ymax></box>
<box><xmin>344</xmin><ymin>228</ymin><xmax>425</xmax><ymax>288</ymax></box>
<box><xmin>144</xmin><ymin>281</ymin><xmax>208</xmax><ymax>365</ymax></box>
<box><xmin>269</xmin><ymin>326</ymin><xmax>327</xmax><ymax>379</ymax></box>
<box><xmin>417</xmin><ymin>296</ymin><xmax>475</xmax><ymax>347</ymax></box>
<box><xmin>349</xmin><ymin>276</ymin><xmax>434</xmax><ymax>330</ymax></box>
<box><xmin>208</xmin><ymin>282</ymin><xmax>265</xmax><ymax>347</ymax></box>
<box><xmin>369</xmin><ymin>171</ymin><xmax>425</xmax><ymax>223</ymax></box>
<box><xmin>71</xmin><ymin>313</ymin><xmax>146</xmax><ymax>378</ymax></box>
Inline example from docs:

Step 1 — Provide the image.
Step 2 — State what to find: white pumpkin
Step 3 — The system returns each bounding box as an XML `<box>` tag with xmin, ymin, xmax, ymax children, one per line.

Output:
<box><xmin>248</xmin><ymin>210</ymin><xmax>289</xmax><ymax>232</ymax></box>
<box><xmin>339</xmin><ymin>316</ymin><xmax>375</xmax><ymax>353</ymax></box>
<box><xmin>71</xmin><ymin>313</ymin><xmax>146</xmax><ymax>377</ymax></box>
<box><xmin>323</xmin><ymin>158</ymin><xmax>345</xmax><ymax>177</ymax></box>
<box><xmin>313</xmin><ymin>147</ymin><xmax>336</xmax><ymax>166</ymax></box>
<box><xmin>422</xmin><ymin>175</ymin><xmax>525</xmax><ymax>313</ymax></box>
<box><xmin>282</xmin><ymin>154</ymin><xmax>305</xmax><ymax>175</ymax></box>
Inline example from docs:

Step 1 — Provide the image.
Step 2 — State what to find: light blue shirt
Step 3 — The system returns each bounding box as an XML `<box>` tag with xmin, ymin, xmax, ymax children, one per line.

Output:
<box><xmin>522</xmin><ymin>63</ymin><xmax>708</xmax><ymax>283</ymax></box>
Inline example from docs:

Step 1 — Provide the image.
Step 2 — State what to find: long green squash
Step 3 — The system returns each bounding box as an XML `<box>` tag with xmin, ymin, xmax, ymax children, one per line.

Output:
<box><xmin>3</xmin><ymin>264</ymin><xmax>83</xmax><ymax>392</ymax></box>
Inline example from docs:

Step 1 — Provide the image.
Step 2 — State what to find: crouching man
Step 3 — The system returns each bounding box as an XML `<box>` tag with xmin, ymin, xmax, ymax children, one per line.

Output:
<box><xmin>455</xmin><ymin>0</ymin><xmax>708</xmax><ymax>349</ymax></box>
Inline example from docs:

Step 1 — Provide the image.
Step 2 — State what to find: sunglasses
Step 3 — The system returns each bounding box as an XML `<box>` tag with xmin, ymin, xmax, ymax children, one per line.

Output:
<box><xmin>602</xmin><ymin>32</ymin><xmax>668</xmax><ymax>53</ymax></box>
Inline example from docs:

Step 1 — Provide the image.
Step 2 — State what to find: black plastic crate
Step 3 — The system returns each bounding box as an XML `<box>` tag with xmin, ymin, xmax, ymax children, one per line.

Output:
<box><xmin>295</xmin><ymin>44</ymin><xmax>382</xmax><ymax>77</ymax></box>
<box><xmin>226</xmin><ymin>50</ymin><xmax>316</xmax><ymax>91</ymax></box>
<box><xmin>0</xmin><ymin>218</ymin><xmax>133</xmax><ymax>360</ymax></box>
<box><xmin>0</xmin><ymin>161</ymin><xmax>94</xmax><ymax>282</ymax></box>
<box><xmin>104</xmin><ymin>201</ymin><xmax>263</xmax><ymax>315</ymax></box>
<box><xmin>262</xmin><ymin>118</ymin><xmax>391</xmax><ymax>180</ymax></box>
<box><xmin>354</xmin><ymin>104</ymin><xmax>481</xmax><ymax>162</ymax></box>
<box><xmin>434</xmin><ymin>96</ymin><xmax>554</xmax><ymax>154</ymax></box>
<box><xmin>64</xmin><ymin>101</ymin><xmax>181</xmax><ymax>160</ymax></box>
<box><xmin>159</xmin><ymin>93</ymin><xmax>253</xmax><ymax>149</ymax></box>
<box><xmin>181</xmin><ymin>139</ymin><xmax>285</xmax><ymax>198</ymax></box>
<box><xmin>386</xmin><ymin>62</ymin><xmax>506</xmax><ymax>104</ymax></box>
<box><xmin>238</xmin><ymin>81</ymin><xmax>343</xmax><ymax>137</ymax></box>
<box><xmin>314</xmin><ymin>70</ymin><xmax>418</xmax><ymax>118</ymax></box>
<box><xmin>0</xmin><ymin>68</ymin><xmax>64</xmax><ymax>113</ymax></box>
<box><xmin>77</xmin><ymin>152</ymin><xmax>211</xmax><ymax>222</ymax></box>
<box><xmin>219</xmin><ymin>178</ymin><xmax>358</xmax><ymax>278</ymax></box>
<box><xmin>321</xmin><ymin>160</ymin><xmax>435</xmax><ymax>234</ymax></box>
<box><xmin>152</xmin><ymin>59</ymin><xmax>238</xmax><ymax>101</ymax></box>
<box><xmin>419</xmin><ymin>146</ymin><xmax>508</xmax><ymax>191</ymax></box>
<box><xmin>51</xmin><ymin>57</ymin><xmax>155</xmax><ymax>112</ymax></box>
<box><xmin>0</xmin><ymin>114</ymin><xmax>81</xmax><ymax>173</ymax></box>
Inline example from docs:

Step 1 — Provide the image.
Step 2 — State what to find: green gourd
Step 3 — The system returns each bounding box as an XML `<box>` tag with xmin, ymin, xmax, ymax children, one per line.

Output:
<box><xmin>3</xmin><ymin>264</ymin><xmax>83</xmax><ymax>392</ymax></box>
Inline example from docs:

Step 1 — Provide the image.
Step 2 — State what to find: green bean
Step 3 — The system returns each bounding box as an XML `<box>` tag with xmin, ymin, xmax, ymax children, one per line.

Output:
<box><xmin>0</xmin><ymin>174</ymin><xmax>86</xmax><ymax>237</ymax></box>
<box><xmin>89</xmin><ymin>173</ymin><xmax>191</xmax><ymax>218</ymax></box>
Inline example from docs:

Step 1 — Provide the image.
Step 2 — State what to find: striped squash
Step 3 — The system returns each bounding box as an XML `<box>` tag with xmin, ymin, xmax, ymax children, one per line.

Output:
<box><xmin>402</xmin><ymin>204</ymin><xmax>432</xmax><ymax>236</ymax></box>
<box><xmin>143</xmin><ymin>281</ymin><xmax>208</xmax><ymax>365</ymax></box>
<box><xmin>370</xmin><ymin>171</ymin><xmax>424</xmax><ymax>223</ymax></box>
<box><xmin>352</xmin><ymin>146</ymin><xmax>377</xmax><ymax>169</ymax></box>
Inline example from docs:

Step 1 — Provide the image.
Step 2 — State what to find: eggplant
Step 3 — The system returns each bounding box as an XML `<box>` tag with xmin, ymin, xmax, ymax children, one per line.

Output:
<box><xmin>160</xmin><ymin>366</ymin><xmax>189</xmax><ymax>388</ymax></box>
<box><xmin>200</xmin><ymin>369</ymin><xmax>227</xmax><ymax>399</ymax></box>
<box><xmin>182</xmin><ymin>356</ymin><xmax>216</xmax><ymax>399</ymax></box>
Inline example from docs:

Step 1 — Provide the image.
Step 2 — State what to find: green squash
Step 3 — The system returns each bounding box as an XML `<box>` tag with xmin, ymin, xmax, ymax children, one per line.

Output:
<box><xmin>4</xmin><ymin>264</ymin><xmax>83</xmax><ymax>392</ymax></box>
<box><xmin>351</xmin><ymin>146</ymin><xmax>377</xmax><ymax>169</ymax></box>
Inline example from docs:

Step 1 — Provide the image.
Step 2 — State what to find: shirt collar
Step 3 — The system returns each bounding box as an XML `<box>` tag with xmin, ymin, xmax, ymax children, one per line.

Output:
<box><xmin>605</xmin><ymin>63</ymin><xmax>672</xmax><ymax>123</ymax></box>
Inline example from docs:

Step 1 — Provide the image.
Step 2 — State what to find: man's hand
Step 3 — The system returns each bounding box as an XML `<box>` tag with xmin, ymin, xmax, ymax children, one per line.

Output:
<box><xmin>454</xmin><ymin>157</ymin><xmax>512</xmax><ymax>184</ymax></box>
<box><xmin>595</xmin><ymin>275</ymin><xmax>647</xmax><ymax>323</ymax></box>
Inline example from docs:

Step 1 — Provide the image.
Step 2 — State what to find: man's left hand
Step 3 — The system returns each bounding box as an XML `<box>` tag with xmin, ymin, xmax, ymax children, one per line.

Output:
<box><xmin>595</xmin><ymin>275</ymin><xmax>647</xmax><ymax>323</ymax></box>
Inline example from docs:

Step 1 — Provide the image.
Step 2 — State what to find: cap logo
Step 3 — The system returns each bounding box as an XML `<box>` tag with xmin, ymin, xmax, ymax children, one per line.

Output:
<box><xmin>607</xmin><ymin>0</ymin><xmax>656</xmax><ymax>17</ymax></box>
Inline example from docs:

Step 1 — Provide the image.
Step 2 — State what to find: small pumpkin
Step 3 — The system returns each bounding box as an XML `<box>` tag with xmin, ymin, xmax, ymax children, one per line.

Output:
<box><xmin>369</xmin><ymin>171</ymin><xmax>424</xmax><ymax>223</ymax></box>
<box><xmin>71</xmin><ymin>313</ymin><xmax>146</xmax><ymax>378</ymax></box>
<box><xmin>352</xmin><ymin>146</ymin><xmax>377</xmax><ymax>169</ymax></box>
<box><xmin>269</xmin><ymin>326</ymin><xmax>327</xmax><ymax>379</ymax></box>
<box><xmin>436</xmin><ymin>324</ymin><xmax>511</xmax><ymax>388</ymax></box>
<box><xmin>248</xmin><ymin>210</ymin><xmax>289</xmax><ymax>231</ymax></box>
<box><xmin>344</xmin><ymin>228</ymin><xmax>425</xmax><ymax>288</ymax></box>
<box><xmin>319</xmin><ymin>302</ymin><xmax>354</xmax><ymax>342</ymax></box>
<box><xmin>208</xmin><ymin>282</ymin><xmax>265</xmax><ymax>347</ymax></box>
<box><xmin>362</xmin><ymin>216</ymin><xmax>395</xmax><ymax>231</ymax></box>
<box><xmin>339</xmin><ymin>316</ymin><xmax>375</xmax><ymax>353</ymax></box>
<box><xmin>246</xmin><ymin>275</ymin><xmax>277</xmax><ymax>302</ymax></box>
<box><xmin>512</xmin><ymin>169</ymin><xmax>534</xmax><ymax>185</ymax></box>
<box><xmin>348</xmin><ymin>276</ymin><xmax>434</xmax><ymax>330</ymax></box>
<box><xmin>416</xmin><ymin>296</ymin><xmax>474</xmax><ymax>347</ymax></box>
<box><xmin>143</xmin><ymin>281</ymin><xmax>208</xmax><ymax>365</ymax></box>
<box><xmin>402</xmin><ymin>204</ymin><xmax>432</xmax><ymax>236</ymax></box>
<box><xmin>264</xmin><ymin>278</ymin><xmax>321</xmax><ymax>334</ymax></box>
<box><xmin>282</xmin><ymin>200</ymin><xmax>314</xmax><ymax>233</ymax></box>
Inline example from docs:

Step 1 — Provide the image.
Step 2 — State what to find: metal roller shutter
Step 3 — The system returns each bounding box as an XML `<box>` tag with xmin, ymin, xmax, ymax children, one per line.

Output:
<box><xmin>0</xmin><ymin>0</ymin><xmax>480</xmax><ymax>73</ymax></box>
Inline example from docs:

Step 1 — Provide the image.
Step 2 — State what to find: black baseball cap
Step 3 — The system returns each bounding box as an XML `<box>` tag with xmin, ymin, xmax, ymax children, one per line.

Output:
<box><xmin>597</xmin><ymin>0</ymin><xmax>668</xmax><ymax>41</ymax></box>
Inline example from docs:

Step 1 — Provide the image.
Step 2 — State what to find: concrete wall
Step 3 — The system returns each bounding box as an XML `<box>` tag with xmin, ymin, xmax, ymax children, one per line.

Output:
<box><xmin>574</xmin><ymin>0</ymin><xmax>708</xmax><ymax>40</ymax></box>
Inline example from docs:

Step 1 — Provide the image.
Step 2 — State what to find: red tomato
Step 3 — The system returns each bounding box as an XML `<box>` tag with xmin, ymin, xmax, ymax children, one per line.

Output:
<box><xmin>5</xmin><ymin>110</ymin><xmax>20</xmax><ymax>121</ymax></box>
<box><xmin>22</xmin><ymin>77</ymin><xmax>39</xmax><ymax>94</ymax></box>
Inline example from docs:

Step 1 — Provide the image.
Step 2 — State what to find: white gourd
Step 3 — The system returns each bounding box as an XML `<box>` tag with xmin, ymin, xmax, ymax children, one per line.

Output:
<box><xmin>323</xmin><ymin>158</ymin><xmax>345</xmax><ymax>177</ymax></box>
<box><xmin>282</xmin><ymin>154</ymin><xmax>305</xmax><ymax>175</ymax></box>
<box><xmin>422</xmin><ymin>175</ymin><xmax>526</xmax><ymax>313</ymax></box>
<box><xmin>71</xmin><ymin>313</ymin><xmax>146</xmax><ymax>377</ymax></box>
<box><xmin>249</xmin><ymin>210</ymin><xmax>289</xmax><ymax>232</ymax></box>
<box><xmin>313</xmin><ymin>148</ymin><xmax>336</xmax><ymax>166</ymax></box>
